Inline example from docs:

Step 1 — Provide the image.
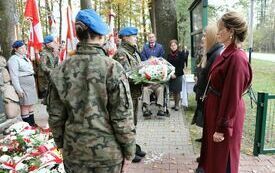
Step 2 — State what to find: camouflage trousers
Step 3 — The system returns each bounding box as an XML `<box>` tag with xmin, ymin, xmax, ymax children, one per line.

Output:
<box><xmin>130</xmin><ymin>83</ymin><xmax>142</xmax><ymax>126</ymax></box>
<box><xmin>37</xmin><ymin>76</ymin><xmax>49</xmax><ymax>99</ymax></box>
<box><xmin>64</xmin><ymin>162</ymin><xmax>122</xmax><ymax>173</ymax></box>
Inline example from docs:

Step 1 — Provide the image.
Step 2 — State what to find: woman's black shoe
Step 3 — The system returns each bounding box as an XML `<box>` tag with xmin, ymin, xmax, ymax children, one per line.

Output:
<box><xmin>195</xmin><ymin>167</ymin><xmax>204</xmax><ymax>173</ymax></box>
<box><xmin>196</xmin><ymin>157</ymin><xmax>200</xmax><ymax>162</ymax></box>
<box><xmin>195</xmin><ymin>138</ymin><xmax>203</xmax><ymax>142</ymax></box>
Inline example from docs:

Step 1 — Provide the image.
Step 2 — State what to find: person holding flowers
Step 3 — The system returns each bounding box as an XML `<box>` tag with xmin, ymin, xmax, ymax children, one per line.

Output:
<box><xmin>113</xmin><ymin>26</ymin><xmax>146</xmax><ymax>163</ymax></box>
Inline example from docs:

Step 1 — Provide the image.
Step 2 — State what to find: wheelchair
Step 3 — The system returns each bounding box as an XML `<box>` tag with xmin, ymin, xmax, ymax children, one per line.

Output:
<box><xmin>141</xmin><ymin>83</ymin><xmax>170</xmax><ymax>118</ymax></box>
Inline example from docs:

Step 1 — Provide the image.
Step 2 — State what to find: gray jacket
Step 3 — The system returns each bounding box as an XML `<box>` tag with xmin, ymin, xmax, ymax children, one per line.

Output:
<box><xmin>7</xmin><ymin>53</ymin><xmax>34</xmax><ymax>93</ymax></box>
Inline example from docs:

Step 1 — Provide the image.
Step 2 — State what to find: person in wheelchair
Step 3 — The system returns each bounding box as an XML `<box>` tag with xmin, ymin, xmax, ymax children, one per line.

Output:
<box><xmin>142</xmin><ymin>83</ymin><xmax>165</xmax><ymax>117</ymax></box>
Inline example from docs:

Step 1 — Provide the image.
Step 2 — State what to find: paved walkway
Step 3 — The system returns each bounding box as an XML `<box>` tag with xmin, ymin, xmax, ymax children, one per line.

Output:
<box><xmin>128</xmin><ymin>101</ymin><xmax>275</xmax><ymax>173</ymax></box>
<box><xmin>33</xmin><ymin>102</ymin><xmax>275</xmax><ymax>173</ymax></box>
<box><xmin>128</xmin><ymin>102</ymin><xmax>197</xmax><ymax>173</ymax></box>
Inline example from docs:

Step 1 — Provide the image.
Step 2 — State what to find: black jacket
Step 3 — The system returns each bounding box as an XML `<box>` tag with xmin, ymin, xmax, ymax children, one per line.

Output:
<box><xmin>195</xmin><ymin>43</ymin><xmax>223</xmax><ymax>100</ymax></box>
<box><xmin>192</xmin><ymin>43</ymin><xmax>223</xmax><ymax>127</ymax></box>
<box><xmin>167</xmin><ymin>50</ymin><xmax>186</xmax><ymax>77</ymax></box>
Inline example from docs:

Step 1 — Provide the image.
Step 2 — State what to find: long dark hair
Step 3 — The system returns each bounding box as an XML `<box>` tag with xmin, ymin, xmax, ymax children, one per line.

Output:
<box><xmin>11</xmin><ymin>49</ymin><xmax>16</xmax><ymax>55</ymax></box>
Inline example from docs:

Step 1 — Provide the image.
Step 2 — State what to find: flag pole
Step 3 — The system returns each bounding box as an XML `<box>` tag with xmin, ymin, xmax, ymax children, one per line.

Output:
<box><xmin>246</xmin><ymin>0</ymin><xmax>257</xmax><ymax>107</ymax></box>
<box><xmin>248</xmin><ymin>0</ymin><xmax>254</xmax><ymax>64</ymax></box>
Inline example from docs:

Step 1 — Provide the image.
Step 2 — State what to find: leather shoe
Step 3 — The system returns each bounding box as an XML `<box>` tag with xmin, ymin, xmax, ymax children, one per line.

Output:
<box><xmin>196</xmin><ymin>157</ymin><xmax>200</xmax><ymax>162</ymax></box>
<box><xmin>195</xmin><ymin>138</ymin><xmax>203</xmax><ymax>142</ymax></box>
<box><xmin>132</xmin><ymin>155</ymin><xmax>142</xmax><ymax>163</ymax></box>
<box><xmin>136</xmin><ymin>144</ymin><xmax>146</xmax><ymax>157</ymax></box>
<box><xmin>143</xmin><ymin>110</ymin><xmax>152</xmax><ymax>118</ymax></box>
<box><xmin>157</xmin><ymin>110</ymin><xmax>165</xmax><ymax>117</ymax></box>
<box><xmin>195</xmin><ymin>167</ymin><xmax>204</xmax><ymax>173</ymax></box>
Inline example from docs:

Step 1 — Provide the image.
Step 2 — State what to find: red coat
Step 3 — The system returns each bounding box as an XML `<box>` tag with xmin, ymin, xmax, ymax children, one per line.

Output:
<box><xmin>200</xmin><ymin>43</ymin><xmax>252</xmax><ymax>173</ymax></box>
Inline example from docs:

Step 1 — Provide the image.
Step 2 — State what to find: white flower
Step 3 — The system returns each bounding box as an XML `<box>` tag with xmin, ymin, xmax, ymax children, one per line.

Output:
<box><xmin>0</xmin><ymin>155</ymin><xmax>11</xmax><ymax>163</ymax></box>
<box><xmin>1</xmin><ymin>146</ymin><xmax>8</xmax><ymax>152</ymax></box>
<box><xmin>15</xmin><ymin>162</ymin><xmax>28</xmax><ymax>171</ymax></box>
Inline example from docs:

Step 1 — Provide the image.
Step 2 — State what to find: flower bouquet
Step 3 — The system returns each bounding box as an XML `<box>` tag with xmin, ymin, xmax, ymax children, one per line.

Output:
<box><xmin>0</xmin><ymin>122</ymin><xmax>64</xmax><ymax>173</ymax></box>
<box><xmin>128</xmin><ymin>57</ymin><xmax>175</xmax><ymax>84</ymax></box>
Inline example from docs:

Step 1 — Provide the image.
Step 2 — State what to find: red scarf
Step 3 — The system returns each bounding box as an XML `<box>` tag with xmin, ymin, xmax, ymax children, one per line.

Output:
<box><xmin>170</xmin><ymin>50</ymin><xmax>178</xmax><ymax>58</ymax></box>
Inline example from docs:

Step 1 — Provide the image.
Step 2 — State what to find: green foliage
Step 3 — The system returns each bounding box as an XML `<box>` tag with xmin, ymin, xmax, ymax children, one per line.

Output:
<box><xmin>176</xmin><ymin>0</ymin><xmax>193</xmax><ymax>50</ymax></box>
<box><xmin>16</xmin><ymin>0</ymin><xmax>30</xmax><ymax>41</ymax></box>
<box><xmin>208</xmin><ymin>0</ymin><xmax>275</xmax><ymax>53</ymax></box>
<box><xmin>253</xmin><ymin>27</ymin><xmax>275</xmax><ymax>53</ymax></box>
<box><xmin>254</xmin><ymin>0</ymin><xmax>275</xmax><ymax>53</ymax></box>
<box><xmin>93</xmin><ymin>0</ymin><xmax>150</xmax><ymax>47</ymax></box>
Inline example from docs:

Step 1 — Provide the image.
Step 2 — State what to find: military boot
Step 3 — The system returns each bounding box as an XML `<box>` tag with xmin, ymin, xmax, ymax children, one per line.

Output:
<box><xmin>136</xmin><ymin>144</ymin><xmax>146</xmax><ymax>157</ymax></box>
<box><xmin>132</xmin><ymin>155</ymin><xmax>142</xmax><ymax>163</ymax></box>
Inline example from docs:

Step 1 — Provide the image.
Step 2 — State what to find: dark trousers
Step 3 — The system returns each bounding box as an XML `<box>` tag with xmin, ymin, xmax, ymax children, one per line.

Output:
<box><xmin>130</xmin><ymin>84</ymin><xmax>141</xmax><ymax>126</ymax></box>
<box><xmin>226</xmin><ymin>155</ymin><xmax>231</xmax><ymax>173</ymax></box>
<box><xmin>133</xmin><ymin>97</ymin><xmax>138</xmax><ymax>126</ymax></box>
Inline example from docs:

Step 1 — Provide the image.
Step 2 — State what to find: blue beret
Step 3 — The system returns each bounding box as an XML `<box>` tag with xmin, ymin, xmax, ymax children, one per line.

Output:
<box><xmin>76</xmin><ymin>9</ymin><xmax>109</xmax><ymax>35</ymax></box>
<box><xmin>12</xmin><ymin>40</ymin><xmax>24</xmax><ymax>49</ymax></box>
<box><xmin>119</xmin><ymin>27</ymin><xmax>138</xmax><ymax>37</ymax></box>
<box><xmin>44</xmin><ymin>35</ymin><xmax>54</xmax><ymax>44</ymax></box>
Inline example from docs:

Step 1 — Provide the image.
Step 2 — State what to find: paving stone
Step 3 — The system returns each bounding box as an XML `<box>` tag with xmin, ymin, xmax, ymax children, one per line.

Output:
<box><xmin>32</xmin><ymin>101</ymin><xmax>275</xmax><ymax>173</ymax></box>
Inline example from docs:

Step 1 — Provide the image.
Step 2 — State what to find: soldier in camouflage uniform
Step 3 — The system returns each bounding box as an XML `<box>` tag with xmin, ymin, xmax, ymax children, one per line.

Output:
<box><xmin>47</xmin><ymin>9</ymin><xmax>136</xmax><ymax>173</ymax></box>
<box><xmin>113</xmin><ymin>27</ymin><xmax>146</xmax><ymax>163</ymax></box>
<box><xmin>38</xmin><ymin>35</ymin><xmax>59</xmax><ymax>102</ymax></box>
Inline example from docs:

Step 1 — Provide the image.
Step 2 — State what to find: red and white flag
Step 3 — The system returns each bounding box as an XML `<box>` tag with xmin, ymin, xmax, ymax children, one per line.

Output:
<box><xmin>64</xmin><ymin>5</ymin><xmax>78</xmax><ymax>62</ymax></box>
<box><xmin>24</xmin><ymin>0</ymin><xmax>43</xmax><ymax>60</ymax></box>
<box><xmin>104</xmin><ymin>8</ymin><xmax>117</xmax><ymax>57</ymax></box>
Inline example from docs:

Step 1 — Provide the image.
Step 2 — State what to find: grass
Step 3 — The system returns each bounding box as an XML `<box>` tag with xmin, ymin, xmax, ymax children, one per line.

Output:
<box><xmin>184</xmin><ymin>59</ymin><xmax>275</xmax><ymax>155</ymax></box>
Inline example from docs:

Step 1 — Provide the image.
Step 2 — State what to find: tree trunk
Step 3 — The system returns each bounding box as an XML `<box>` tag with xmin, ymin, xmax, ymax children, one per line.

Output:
<box><xmin>45</xmin><ymin>0</ymin><xmax>50</xmax><ymax>35</ymax></box>
<box><xmin>59</xmin><ymin>0</ymin><xmax>62</xmax><ymax>43</ymax></box>
<box><xmin>81</xmin><ymin>0</ymin><xmax>92</xmax><ymax>9</ymax></box>
<box><xmin>93</xmin><ymin>0</ymin><xmax>98</xmax><ymax>11</ymax></box>
<box><xmin>68</xmin><ymin>0</ymin><xmax>72</xmax><ymax>7</ymax></box>
<box><xmin>129</xmin><ymin>0</ymin><xmax>132</xmax><ymax>26</ymax></box>
<box><xmin>38</xmin><ymin>0</ymin><xmax>41</xmax><ymax>24</ymax></box>
<box><xmin>142</xmin><ymin>0</ymin><xmax>147</xmax><ymax>43</ymax></box>
<box><xmin>117</xmin><ymin>4</ymin><xmax>121</xmax><ymax>31</ymax></box>
<box><xmin>19</xmin><ymin>0</ymin><xmax>25</xmax><ymax>40</ymax></box>
<box><xmin>0</xmin><ymin>0</ymin><xmax>17</xmax><ymax>59</ymax></box>
<box><xmin>50</xmin><ymin>0</ymin><xmax>53</xmax><ymax>11</ymax></box>
<box><xmin>148</xmin><ymin>0</ymin><xmax>156</xmax><ymax>33</ymax></box>
<box><xmin>152</xmin><ymin>0</ymin><xmax>178</xmax><ymax>57</ymax></box>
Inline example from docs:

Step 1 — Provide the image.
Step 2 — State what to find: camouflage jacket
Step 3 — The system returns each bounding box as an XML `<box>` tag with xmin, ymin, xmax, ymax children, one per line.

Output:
<box><xmin>47</xmin><ymin>42</ymin><xmax>136</xmax><ymax>167</ymax></box>
<box><xmin>39</xmin><ymin>47</ymin><xmax>59</xmax><ymax>76</ymax></box>
<box><xmin>113</xmin><ymin>41</ymin><xmax>141</xmax><ymax>75</ymax></box>
<box><xmin>113</xmin><ymin>41</ymin><xmax>142</xmax><ymax>96</ymax></box>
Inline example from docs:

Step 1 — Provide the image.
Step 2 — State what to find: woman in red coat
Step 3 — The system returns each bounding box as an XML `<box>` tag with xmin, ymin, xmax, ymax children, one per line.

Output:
<box><xmin>199</xmin><ymin>11</ymin><xmax>253</xmax><ymax>173</ymax></box>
